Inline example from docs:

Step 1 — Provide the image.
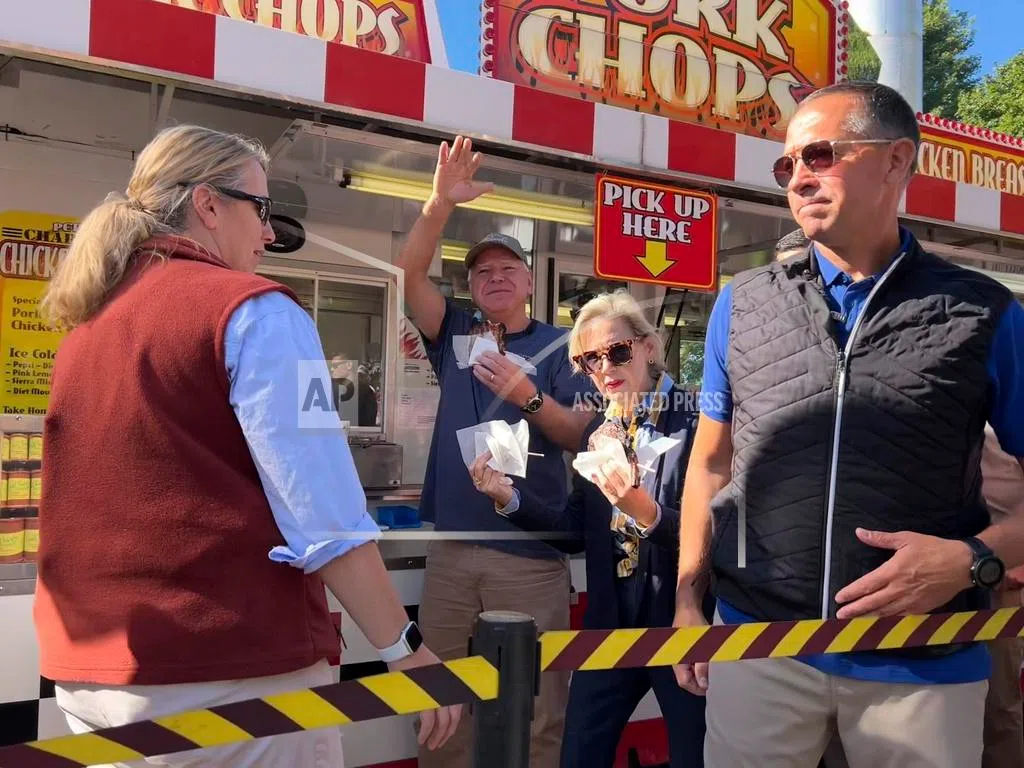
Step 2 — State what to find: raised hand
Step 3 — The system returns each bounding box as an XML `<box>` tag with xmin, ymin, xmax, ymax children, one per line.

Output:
<box><xmin>432</xmin><ymin>135</ymin><xmax>495</xmax><ymax>209</ymax></box>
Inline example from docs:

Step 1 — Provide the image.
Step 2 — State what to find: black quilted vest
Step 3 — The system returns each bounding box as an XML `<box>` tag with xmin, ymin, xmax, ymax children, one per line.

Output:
<box><xmin>711</xmin><ymin>237</ymin><xmax>1014</xmax><ymax>625</ymax></box>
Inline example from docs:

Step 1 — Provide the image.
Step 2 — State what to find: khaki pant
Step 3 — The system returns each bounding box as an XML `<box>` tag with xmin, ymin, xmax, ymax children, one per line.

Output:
<box><xmin>417</xmin><ymin>540</ymin><xmax>571</xmax><ymax>768</ymax></box>
<box><xmin>705</xmin><ymin>614</ymin><xmax>987</xmax><ymax>768</ymax></box>
<box><xmin>983</xmin><ymin>588</ymin><xmax>1024</xmax><ymax>768</ymax></box>
<box><xmin>56</xmin><ymin>660</ymin><xmax>343</xmax><ymax>767</ymax></box>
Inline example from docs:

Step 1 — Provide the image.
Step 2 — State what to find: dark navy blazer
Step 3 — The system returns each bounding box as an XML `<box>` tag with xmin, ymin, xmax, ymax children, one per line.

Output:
<box><xmin>513</xmin><ymin>385</ymin><xmax>701</xmax><ymax>630</ymax></box>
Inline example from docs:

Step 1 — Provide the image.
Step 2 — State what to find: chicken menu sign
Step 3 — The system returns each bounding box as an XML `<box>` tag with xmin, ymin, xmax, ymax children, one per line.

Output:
<box><xmin>481</xmin><ymin>0</ymin><xmax>841</xmax><ymax>141</ymax></box>
<box><xmin>0</xmin><ymin>211</ymin><xmax>75</xmax><ymax>415</ymax></box>
<box><xmin>595</xmin><ymin>175</ymin><xmax>718</xmax><ymax>291</ymax></box>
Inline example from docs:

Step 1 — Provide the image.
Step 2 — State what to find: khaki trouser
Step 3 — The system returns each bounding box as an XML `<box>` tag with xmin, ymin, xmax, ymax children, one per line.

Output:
<box><xmin>705</xmin><ymin>612</ymin><xmax>988</xmax><ymax>768</ymax></box>
<box><xmin>824</xmin><ymin>592</ymin><xmax>1024</xmax><ymax>768</ymax></box>
<box><xmin>983</xmin><ymin>588</ymin><xmax>1024</xmax><ymax>768</ymax></box>
<box><xmin>417</xmin><ymin>540</ymin><xmax>571</xmax><ymax>768</ymax></box>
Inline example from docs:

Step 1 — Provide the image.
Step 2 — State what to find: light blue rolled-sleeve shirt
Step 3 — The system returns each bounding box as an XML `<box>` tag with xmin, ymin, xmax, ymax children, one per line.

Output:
<box><xmin>223</xmin><ymin>290</ymin><xmax>381</xmax><ymax>574</ymax></box>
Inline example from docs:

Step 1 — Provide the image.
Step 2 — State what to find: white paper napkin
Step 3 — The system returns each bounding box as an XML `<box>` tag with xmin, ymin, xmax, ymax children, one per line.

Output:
<box><xmin>571</xmin><ymin>432</ymin><xmax>679</xmax><ymax>479</ymax></box>
<box><xmin>451</xmin><ymin>332</ymin><xmax>538</xmax><ymax>375</ymax></box>
<box><xmin>456</xmin><ymin>419</ymin><xmax>531</xmax><ymax>478</ymax></box>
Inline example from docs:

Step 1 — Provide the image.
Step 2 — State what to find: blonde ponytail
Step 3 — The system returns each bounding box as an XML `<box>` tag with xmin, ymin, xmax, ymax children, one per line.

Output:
<box><xmin>42</xmin><ymin>195</ymin><xmax>161</xmax><ymax>330</ymax></box>
<box><xmin>42</xmin><ymin>124</ymin><xmax>268</xmax><ymax>330</ymax></box>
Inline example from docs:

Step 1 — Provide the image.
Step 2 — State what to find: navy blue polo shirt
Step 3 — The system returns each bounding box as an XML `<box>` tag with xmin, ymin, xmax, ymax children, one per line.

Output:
<box><xmin>418</xmin><ymin>299</ymin><xmax>595</xmax><ymax>559</ymax></box>
<box><xmin>701</xmin><ymin>227</ymin><xmax>1024</xmax><ymax>684</ymax></box>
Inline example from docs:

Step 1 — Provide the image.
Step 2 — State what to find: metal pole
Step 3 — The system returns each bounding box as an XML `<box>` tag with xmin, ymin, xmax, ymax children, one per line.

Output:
<box><xmin>470</xmin><ymin>610</ymin><xmax>539</xmax><ymax>768</ymax></box>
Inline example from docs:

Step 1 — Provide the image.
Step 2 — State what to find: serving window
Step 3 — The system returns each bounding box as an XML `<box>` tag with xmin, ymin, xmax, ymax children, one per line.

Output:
<box><xmin>259</xmin><ymin>266</ymin><xmax>389</xmax><ymax>434</ymax></box>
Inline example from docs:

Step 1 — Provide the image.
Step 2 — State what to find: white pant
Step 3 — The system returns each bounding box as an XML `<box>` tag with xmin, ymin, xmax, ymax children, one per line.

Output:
<box><xmin>56</xmin><ymin>660</ymin><xmax>344</xmax><ymax>768</ymax></box>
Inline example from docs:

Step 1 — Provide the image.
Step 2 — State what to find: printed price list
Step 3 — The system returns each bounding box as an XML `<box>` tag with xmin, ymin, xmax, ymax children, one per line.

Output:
<box><xmin>0</xmin><ymin>279</ymin><xmax>61</xmax><ymax>414</ymax></box>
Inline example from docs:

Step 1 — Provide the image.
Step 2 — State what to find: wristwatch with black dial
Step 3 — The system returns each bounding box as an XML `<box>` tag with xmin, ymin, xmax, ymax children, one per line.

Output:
<box><xmin>965</xmin><ymin>536</ymin><xmax>1005</xmax><ymax>589</ymax></box>
<box><xmin>521</xmin><ymin>390</ymin><xmax>544</xmax><ymax>414</ymax></box>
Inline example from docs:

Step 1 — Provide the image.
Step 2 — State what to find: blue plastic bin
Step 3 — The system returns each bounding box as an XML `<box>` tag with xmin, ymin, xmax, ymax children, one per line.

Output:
<box><xmin>376</xmin><ymin>505</ymin><xmax>421</xmax><ymax>529</ymax></box>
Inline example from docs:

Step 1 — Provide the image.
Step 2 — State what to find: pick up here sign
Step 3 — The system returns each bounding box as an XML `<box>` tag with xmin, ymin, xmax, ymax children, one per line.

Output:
<box><xmin>594</xmin><ymin>175</ymin><xmax>718</xmax><ymax>291</ymax></box>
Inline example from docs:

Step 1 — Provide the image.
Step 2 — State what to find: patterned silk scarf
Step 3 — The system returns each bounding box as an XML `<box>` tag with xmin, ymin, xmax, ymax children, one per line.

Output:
<box><xmin>604</xmin><ymin>373</ymin><xmax>670</xmax><ymax>578</ymax></box>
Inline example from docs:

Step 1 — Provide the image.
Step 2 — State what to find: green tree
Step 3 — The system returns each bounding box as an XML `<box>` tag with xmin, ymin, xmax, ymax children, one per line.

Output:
<box><xmin>847</xmin><ymin>17</ymin><xmax>880</xmax><ymax>82</ymax></box>
<box><xmin>678</xmin><ymin>341</ymin><xmax>704</xmax><ymax>390</ymax></box>
<box><xmin>922</xmin><ymin>0</ymin><xmax>981</xmax><ymax>116</ymax></box>
<box><xmin>844</xmin><ymin>0</ymin><xmax>980</xmax><ymax>117</ymax></box>
<box><xmin>957</xmin><ymin>52</ymin><xmax>1024</xmax><ymax>137</ymax></box>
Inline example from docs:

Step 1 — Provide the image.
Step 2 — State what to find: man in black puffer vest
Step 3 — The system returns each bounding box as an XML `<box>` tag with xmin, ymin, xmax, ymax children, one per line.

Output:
<box><xmin>672</xmin><ymin>82</ymin><xmax>1024</xmax><ymax>768</ymax></box>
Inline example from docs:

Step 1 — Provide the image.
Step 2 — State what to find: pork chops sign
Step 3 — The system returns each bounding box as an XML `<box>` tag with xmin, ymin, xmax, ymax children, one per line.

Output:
<box><xmin>594</xmin><ymin>175</ymin><xmax>718</xmax><ymax>291</ymax></box>
<box><xmin>153</xmin><ymin>0</ymin><xmax>433</xmax><ymax>62</ymax></box>
<box><xmin>480</xmin><ymin>0</ymin><xmax>844</xmax><ymax>141</ymax></box>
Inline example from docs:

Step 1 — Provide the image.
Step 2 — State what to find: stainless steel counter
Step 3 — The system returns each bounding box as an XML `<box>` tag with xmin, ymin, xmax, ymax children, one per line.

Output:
<box><xmin>364</xmin><ymin>486</ymin><xmax>423</xmax><ymax>502</ymax></box>
<box><xmin>0</xmin><ymin>533</ymin><xmax>431</xmax><ymax>596</ymax></box>
<box><xmin>0</xmin><ymin>562</ymin><xmax>36</xmax><ymax>596</ymax></box>
<box><xmin>0</xmin><ymin>495</ymin><xmax>590</xmax><ymax>593</ymax></box>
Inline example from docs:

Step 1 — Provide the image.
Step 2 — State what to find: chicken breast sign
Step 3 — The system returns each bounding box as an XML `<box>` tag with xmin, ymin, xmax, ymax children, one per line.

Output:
<box><xmin>594</xmin><ymin>175</ymin><xmax>718</xmax><ymax>292</ymax></box>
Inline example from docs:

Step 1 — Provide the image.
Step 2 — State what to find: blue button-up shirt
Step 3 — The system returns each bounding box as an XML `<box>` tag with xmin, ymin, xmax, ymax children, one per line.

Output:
<box><xmin>224</xmin><ymin>291</ymin><xmax>381</xmax><ymax>574</ymax></box>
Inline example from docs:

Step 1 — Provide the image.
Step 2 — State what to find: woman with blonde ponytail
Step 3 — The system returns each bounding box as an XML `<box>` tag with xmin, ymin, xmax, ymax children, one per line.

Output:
<box><xmin>43</xmin><ymin>125</ymin><xmax>246</xmax><ymax>328</ymax></box>
<box><xmin>35</xmin><ymin>125</ymin><xmax>459</xmax><ymax>767</ymax></box>
<box><xmin>42</xmin><ymin>192</ymin><xmax>160</xmax><ymax>330</ymax></box>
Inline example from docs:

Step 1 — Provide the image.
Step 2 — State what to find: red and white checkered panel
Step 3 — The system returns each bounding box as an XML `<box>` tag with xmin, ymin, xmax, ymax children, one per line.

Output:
<box><xmin>3</xmin><ymin>0</ymin><xmax>1022</xmax><ymax>238</ymax></box>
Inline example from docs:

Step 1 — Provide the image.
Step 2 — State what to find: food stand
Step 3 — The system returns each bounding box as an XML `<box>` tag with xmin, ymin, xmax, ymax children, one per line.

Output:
<box><xmin>1</xmin><ymin>1</ymin><xmax>1022</xmax><ymax>765</ymax></box>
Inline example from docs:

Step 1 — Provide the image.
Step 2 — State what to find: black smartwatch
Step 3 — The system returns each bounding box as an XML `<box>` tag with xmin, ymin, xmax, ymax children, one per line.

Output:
<box><xmin>965</xmin><ymin>536</ymin><xmax>1005</xmax><ymax>589</ymax></box>
<box><xmin>521</xmin><ymin>390</ymin><xmax>544</xmax><ymax>414</ymax></box>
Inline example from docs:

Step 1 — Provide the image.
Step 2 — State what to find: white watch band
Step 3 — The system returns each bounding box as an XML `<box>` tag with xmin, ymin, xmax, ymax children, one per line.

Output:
<box><xmin>377</xmin><ymin>622</ymin><xmax>414</xmax><ymax>663</ymax></box>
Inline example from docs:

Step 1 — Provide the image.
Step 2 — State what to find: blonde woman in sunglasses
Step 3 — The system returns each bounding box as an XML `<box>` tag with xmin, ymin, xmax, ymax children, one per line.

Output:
<box><xmin>468</xmin><ymin>289</ymin><xmax>711</xmax><ymax>768</ymax></box>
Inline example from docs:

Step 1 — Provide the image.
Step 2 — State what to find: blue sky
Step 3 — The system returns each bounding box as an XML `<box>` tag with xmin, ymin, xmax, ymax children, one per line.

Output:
<box><xmin>437</xmin><ymin>0</ymin><xmax>1019</xmax><ymax>79</ymax></box>
<box><xmin>435</xmin><ymin>0</ymin><xmax>480</xmax><ymax>73</ymax></box>
<box><xmin>948</xmin><ymin>0</ymin><xmax>1018</xmax><ymax>77</ymax></box>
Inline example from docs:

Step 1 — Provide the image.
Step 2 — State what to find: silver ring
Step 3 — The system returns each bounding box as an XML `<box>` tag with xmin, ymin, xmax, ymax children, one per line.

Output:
<box><xmin>490</xmin><ymin>372</ymin><xmax>495</xmax><ymax>381</ymax></box>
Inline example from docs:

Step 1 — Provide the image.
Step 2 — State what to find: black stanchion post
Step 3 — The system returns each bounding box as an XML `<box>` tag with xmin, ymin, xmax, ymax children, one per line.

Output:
<box><xmin>470</xmin><ymin>610</ymin><xmax>539</xmax><ymax>768</ymax></box>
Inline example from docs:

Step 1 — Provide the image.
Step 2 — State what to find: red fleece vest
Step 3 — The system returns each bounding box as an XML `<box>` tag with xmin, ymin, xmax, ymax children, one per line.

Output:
<box><xmin>34</xmin><ymin>235</ymin><xmax>339</xmax><ymax>685</ymax></box>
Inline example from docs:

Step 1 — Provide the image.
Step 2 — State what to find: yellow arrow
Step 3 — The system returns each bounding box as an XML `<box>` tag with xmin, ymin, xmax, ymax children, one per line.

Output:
<box><xmin>636</xmin><ymin>240</ymin><xmax>675</xmax><ymax>278</ymax></box>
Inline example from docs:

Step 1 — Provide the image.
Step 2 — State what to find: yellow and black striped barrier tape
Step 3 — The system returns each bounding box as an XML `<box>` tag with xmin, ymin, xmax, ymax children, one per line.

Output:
<box><xmin>0</xmin><ymin>657</ymin><xmax>498</xmax><ymax>768</ymax></box>
<box><xmin>539</xmin><ymin>606</ymin><xmax>1024</xmax><ymax>672</ymax></box>
<box><xmin>4</xmin><ymin>607</ymin><xmax>1023</xmax><ymax>767</ymax></box>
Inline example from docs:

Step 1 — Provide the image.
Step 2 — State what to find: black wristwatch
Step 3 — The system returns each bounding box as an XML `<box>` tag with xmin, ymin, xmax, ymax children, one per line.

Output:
<box><xmin>965</xmin><ymin>536</ymin><xmax>1005</xmax><ymax>589</ymax></box>
<box><xmin>521</xmin><ymin>390</ymin><xmax>544</xmax><ymax>414</ymax></box>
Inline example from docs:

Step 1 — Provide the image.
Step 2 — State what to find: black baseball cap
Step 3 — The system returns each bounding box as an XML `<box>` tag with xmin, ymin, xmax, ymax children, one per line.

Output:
<box><xmin>464</xmin><ymin>232</ymin><xmax>528</xmax><ymax>269</ymax></box>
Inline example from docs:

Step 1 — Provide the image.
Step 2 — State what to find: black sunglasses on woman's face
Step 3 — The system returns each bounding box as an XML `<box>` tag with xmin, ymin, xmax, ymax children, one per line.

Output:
<box><xmin>213</xmin><ymin>186</ymin><xmax>273</xmax><ymax>224</ymax></box>
<box><xmin>178</xmin><ymin>182</ymin><xmax>274</xmax><ymax>224</ymax></box>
